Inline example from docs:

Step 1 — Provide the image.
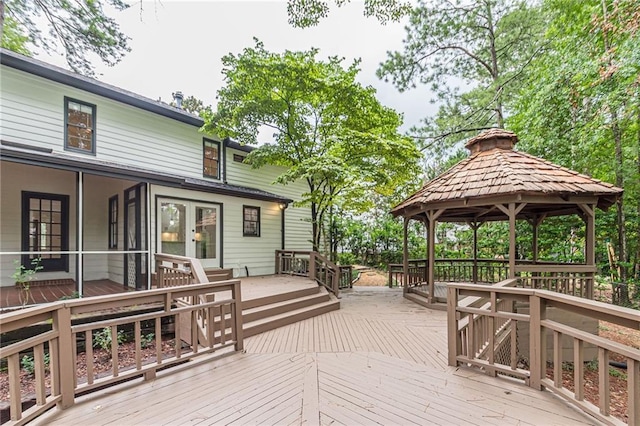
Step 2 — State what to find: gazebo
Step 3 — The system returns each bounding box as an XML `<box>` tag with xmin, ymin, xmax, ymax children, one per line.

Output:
<box><xmin>391</xmin><ymin>129</ymin><xmax>623</xmax><ymax>305</ymax></box>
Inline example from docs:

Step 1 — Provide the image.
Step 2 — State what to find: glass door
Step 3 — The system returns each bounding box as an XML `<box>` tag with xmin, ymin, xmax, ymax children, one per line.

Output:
<box><xmin>159</xmin><ymin>200</ymin><xmax>220</xmax><ymax>268</ymax></box>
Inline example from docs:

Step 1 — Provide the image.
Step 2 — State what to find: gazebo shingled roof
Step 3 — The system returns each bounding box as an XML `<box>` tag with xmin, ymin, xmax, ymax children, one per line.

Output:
<box><xmin>391</xmin><ymin>129</ymin><xmax>622</xmax><ymax>222</ymax></box>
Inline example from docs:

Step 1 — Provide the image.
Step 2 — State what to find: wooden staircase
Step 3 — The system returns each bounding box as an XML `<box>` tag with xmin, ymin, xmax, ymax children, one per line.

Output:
<box><xmin>242</xmin><ymin>285</ymin><xmax>339</xmax><ymax>337</ymax></box>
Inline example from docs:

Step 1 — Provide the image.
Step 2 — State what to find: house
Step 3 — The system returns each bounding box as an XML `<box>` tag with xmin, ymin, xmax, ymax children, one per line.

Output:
<box><xmin>0</xmin><ymin>48</ymin><xmax>312</xmax><ymax>294</ymax></box>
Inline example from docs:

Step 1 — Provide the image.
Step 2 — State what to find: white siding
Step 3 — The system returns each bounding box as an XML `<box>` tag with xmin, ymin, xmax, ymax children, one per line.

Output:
<box><xmin>0</xmin><ymin>66</ymin><xmax>209</xmax><ymax>180</ymax></box>
<box><xmin>1</xmin><ymin>64</ymin><xmax>313</xmax><ymax>284</ymax></box>
<box><xmin>0</xmin><ymin>162</ymin><xmax>77</xmax><ymax>284</ymax></box>
<box><xmin>225</xmin><ymin>147</ymin><xmax>312</xmax><ymax>251</ymax></box>
<box><xmin>150</xmin><ymin>185</ymin><xmax>287</xmax><ymax>277</ymax></box>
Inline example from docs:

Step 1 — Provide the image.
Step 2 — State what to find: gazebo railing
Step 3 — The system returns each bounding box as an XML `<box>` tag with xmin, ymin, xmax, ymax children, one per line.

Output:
<box><xmin>514</xmin><ymin>265</ymin><xmax>596</xmax><ymax>299</ymax></box>
<box><xmin>387</xmin><ymin>259</ymin><xmax>427</xmax><ymax>287</ymax></box>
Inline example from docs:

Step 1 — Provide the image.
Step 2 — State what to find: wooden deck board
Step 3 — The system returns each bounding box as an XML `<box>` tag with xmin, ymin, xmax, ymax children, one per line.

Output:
<box><xmin>34</xmin><ymin>286</ymin><xmax>595</xmax><ymax>426</ymax></box>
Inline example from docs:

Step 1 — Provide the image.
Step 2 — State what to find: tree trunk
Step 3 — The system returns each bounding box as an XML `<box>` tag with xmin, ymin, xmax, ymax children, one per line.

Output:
<box><xmin>485</xmin><ymin>1</ymin><xmax>504</xmax><ymax>128</ymax></box>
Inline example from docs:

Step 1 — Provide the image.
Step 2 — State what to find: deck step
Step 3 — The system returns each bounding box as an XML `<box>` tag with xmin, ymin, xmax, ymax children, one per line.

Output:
<box><xmin>242</xmin><ymin>287</ymin><xmax>331</xmax><ymax>323</ymax></box>
<box><xmin>404</xmin><ymin>291</ymin><xmax>447</xmax><ymax>311</ymax></box>
<box><xmin>243</xmin><ymin>293</ymin><xmax>340</xmax><ymax>338</ymax></box>
<box><xmin>243</xmin><ymin>286</ymin><xmax>321</xmax><ymax>310</ymax></box>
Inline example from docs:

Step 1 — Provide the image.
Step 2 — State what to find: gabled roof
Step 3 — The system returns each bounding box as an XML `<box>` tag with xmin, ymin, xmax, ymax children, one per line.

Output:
<box><xmin>392</xmin><ymin>129</ymin><xmax>622</xmax><ymax>220</ymax></box>
<box><xmin>0</xmin><ymin>48</ymin><xmax>204</xmax><ymax>127</ymax></box>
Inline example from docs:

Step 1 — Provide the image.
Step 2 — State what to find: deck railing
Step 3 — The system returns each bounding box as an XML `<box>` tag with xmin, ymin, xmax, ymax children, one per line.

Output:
<box><xmin>275</xmin><ymin>250</ymin><xmax>351</xmax><ymax>295</ymax></box>
<box><xmin>155</xmin><ymin>253</ymin><xmax>209</xmax><ymax>287</ymax></box>
<box><xmin>447</xmin><ymin>280</ymin><xmax>639</xmax><ymax>426</ymax></box>
<box><xmin>388</xmin><ymin>259</ymin><xmax>427</xmax><ymax>287</ymax></box>
<box><xmin>0</xmin><ymin>280</ymin><xmax>243</xmax><ymax>425</ymax></box>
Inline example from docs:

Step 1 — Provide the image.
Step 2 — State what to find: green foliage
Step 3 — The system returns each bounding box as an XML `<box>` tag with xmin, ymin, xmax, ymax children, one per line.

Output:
<box><xmin>286</xmin><ymin>0</ymin><xmax>411</xmax><ymax>28</ymax></box>
<box><xmin>93</xmin><ymin>327</ymin><xmax>125</xmax><ymax>352</ymax></box>
<box><xmin>509</xmin><ymin>0</ymin><xmax>640</xmax><ymax>281</ymax></box>
<box><xmin>378</xmin><ymin>0</ymin><xmax>546</xmax><ymax>151</ymax></box>
<box><xmin>1</xmin><ymin>0</ymin><xmax>131</xmax><ymax>76</ymax></box>
<box><xmin>12</xmin><ymin>257</ymin><xmax>43</xmax><ymax>284</ymax></box>
<box><xmin>140</xmin><ymin>333</ymin><xmax>155</xmax><ymax>349</ymax></box>
<box><xmin>205</xmin><ymin>39</ymin><xmax>422</xmax><ymax>253</ymax></box>
<box><xmin>0</xmin><ymin>14</ymin><xmax>30</xmax><ymax>54</ymax></box>
<box><xmin>59</xmin><ymin>291</ymin><xmax>80</xmax><ymax>300</ymax></box>
<box><xmin>20</xmin><ymin>352</ymin><xmax>50</xmax><ymax>376</ymax></box>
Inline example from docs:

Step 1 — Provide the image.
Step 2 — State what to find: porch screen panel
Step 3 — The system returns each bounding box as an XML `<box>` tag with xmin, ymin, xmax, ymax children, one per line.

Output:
<box><xmin>22</xmin><ymin>192</ymin><xmax>69</xmax><ymax>272</ymax></box>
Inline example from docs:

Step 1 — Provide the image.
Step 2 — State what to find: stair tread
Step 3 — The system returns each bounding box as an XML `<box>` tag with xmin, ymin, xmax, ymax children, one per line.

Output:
<box><xmin>243</xmin><ymin>287</ymin><xmax>330</xmax><ymax>315</ymax></box>
<box><xmin>244</xmin><ymin>296</ymin><xmax>339</xmax><ymax>329</ymax></box>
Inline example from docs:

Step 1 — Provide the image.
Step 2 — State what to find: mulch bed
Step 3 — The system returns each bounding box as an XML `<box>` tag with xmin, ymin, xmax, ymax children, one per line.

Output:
<box><xmin>0</xmin><ymin>338</ymin><xmax>176</xmax><ymax>415</ymax></box>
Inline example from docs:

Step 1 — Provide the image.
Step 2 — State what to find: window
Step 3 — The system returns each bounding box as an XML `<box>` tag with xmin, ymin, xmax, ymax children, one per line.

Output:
<box><xmin>21</xmin><ymin>192</ymin><xmax>69</xmax><ymax>272</ymax></box>
<box><xmin>64</xmin><ymin>97</ymin><xmax>96</xmax><ymax>154</ymax></box>
<box><xmin>243</xmin><ymin>206</ymin><xmax>260</xmax><ymax>237</ymax></box>
<box><xmin>108</xmin><ymin>195</ymin><xmax>118</xmax><ymax>249</ymax></box>
<box><xmin>203</xmin><ymin>139</ymin><xmax>220</xmax><ymax>178</ymax></box>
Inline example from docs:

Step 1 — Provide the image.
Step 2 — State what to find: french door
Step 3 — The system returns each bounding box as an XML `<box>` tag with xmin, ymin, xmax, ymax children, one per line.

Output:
<box><xmin>158</xmin><ymin>199</ymin><xmax>221</xmax><ymax>269</ymax></box>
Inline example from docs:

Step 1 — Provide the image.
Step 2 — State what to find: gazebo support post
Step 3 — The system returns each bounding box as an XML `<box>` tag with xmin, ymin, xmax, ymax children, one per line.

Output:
<box><xmin>426</xmin><ymin>209</ymin><xmax>445</xmax><ymax>303</ymax></box>
<box><xmin>579</xmin><ymin>204</ymin><xmax>596</xmax><ymax>299</ymax></box>
<box><xmin>471</xmin><ymin>221</ymin><xmax>480</xmax><ymax>283</ymax></box>
<box><xmin>508</xmin><ymin>203</ymin><xmax>516</xmax><ymax>279</ymax></box>
<box><xmin>403</xmin><ymin>217</ymin><xmax>409</xmax><ymax>294</ymax></box>
<box><xmin>496</xmin><ymin>203</ymin><xmax>526</xmax><ymax>279</ymax></box>
<box><xmin>532</xmin><ymin>217</ymin><xmax>539</xmax><ymax>265</ymax></box>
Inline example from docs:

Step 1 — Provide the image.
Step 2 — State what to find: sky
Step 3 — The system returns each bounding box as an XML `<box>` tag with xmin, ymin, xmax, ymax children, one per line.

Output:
<box><xmin>36</xmin><ymin>0</ymin><xmax>437</xmax><ymax>137</ymax></box>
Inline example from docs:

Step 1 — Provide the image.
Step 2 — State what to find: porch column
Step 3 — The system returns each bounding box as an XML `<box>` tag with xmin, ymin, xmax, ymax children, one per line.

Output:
<box><xmin>402</xmin><ymin>217</ymin><xmax>409</xmax><ymax>294</ymax></box>
<box><xmin>77</xmin><ymin>171</ymin><xmax>84</xmax><ymax>297</ymax></box>
<box><xmin>146</xmin><ymin>182</ymin><xmax>152</xmax><ymax>290</ymax></box>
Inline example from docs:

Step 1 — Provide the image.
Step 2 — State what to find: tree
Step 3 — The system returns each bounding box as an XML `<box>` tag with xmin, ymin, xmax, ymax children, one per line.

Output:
<box><xmin>204</xmin><ymin>39</ymin><xmax>422</xmax><ymax>253</ymax></box>
<box><xmin>509</xmin><ymin>0</ymin><xmax>640</xmax><ymax>287</ymax></box>
<box><xmin>286</xmin><ymin>0</ymin><xmax>410</xmax><ymax>28</ymax></box>
<box><xmin>377</xmin><ymin>0</ymin><xmax>545</xmax><ymax>153</ymax></box>
<box><xmin>1</xmin><ymin>0</ymin><xmax>130</xmax><ymax>76</ymax></box>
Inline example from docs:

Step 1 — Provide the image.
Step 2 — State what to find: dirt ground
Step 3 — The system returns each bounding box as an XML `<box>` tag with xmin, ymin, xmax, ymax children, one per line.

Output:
<box><xmin>352</xmin><ymin>266</ymin><xmax>389</xmax><ymax>286</ymax></box>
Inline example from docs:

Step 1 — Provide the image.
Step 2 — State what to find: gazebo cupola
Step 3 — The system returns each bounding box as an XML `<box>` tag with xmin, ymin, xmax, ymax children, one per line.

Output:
<box><xmin>391</xmin><ymin>129</ymin><xmax>623</xmax><ymax>305</ymax></box>
<box><xmin>465</xmin><ymin>128</ymin><xmax>518</xmax><ymax>154</ymax></box>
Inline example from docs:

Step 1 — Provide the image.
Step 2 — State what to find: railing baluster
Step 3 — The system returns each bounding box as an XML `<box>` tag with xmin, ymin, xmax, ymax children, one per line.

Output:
<box><xmin>8</xmin><ymin>353</ymin><xmax>21</xmax><ymax>421</ymax></box>
<box><xmin>574</xmin><ymin>339</ymin><xmax>583</xmax><ymax>401</ymax></box>
<box><xmin>598</xmin><ymin>347</ymin><xmax>610</xmax><ymax>415</ymax></box>
<box><xmin>86</xmin><ymin>330</ymin><xmax>94</xmax><ymax>385</ymax></box>
<box><xmin>34</xmin><ymin>343</ymin><xmax>47</xmax><ymax>406</ymax></box>
<box><xmin>629</xmin><ymin>358</ymin><xmax>639</xmax><ymax>426</ymax></box>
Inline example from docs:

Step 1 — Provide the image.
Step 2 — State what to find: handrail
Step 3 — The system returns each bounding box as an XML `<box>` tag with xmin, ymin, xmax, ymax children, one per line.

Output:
<box><xmin>447</xmin><ymin>280</ymin><xmax>639</xmax><ymax>426</ymax></box>
<box><xmin>0</xmin><ymin>279</ymin><xmax>243</xmax><ymax>425</ymax></box>
<box><xmin>275</xmin><ymin>250</ymin><xmax>347</xmax><ymax>295</ymax></box>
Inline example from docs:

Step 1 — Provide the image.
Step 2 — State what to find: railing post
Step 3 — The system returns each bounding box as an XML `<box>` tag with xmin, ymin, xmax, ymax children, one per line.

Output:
<box><xmin>309</xmin><ymin>252</ymin><xmax>316</xmax><ymax>281</ymax></box>
<box><xmin>232</xmin><ymin>280</ymin><xmax>244</xmax><ymax>352</ymax></box>
<box><xmin>529</xmin><ymin>293</ymin><xmax>546</xmax><ymax>390</ymax></box>
<box><xmin>53</xmin><ymin>304</ymin><xmax>75</xmax><ymax>409</ymax></box>
<box><xmin>447</xmin><ymin>285</ymin><xmax>460</xmax><ymax>366</ymax></box>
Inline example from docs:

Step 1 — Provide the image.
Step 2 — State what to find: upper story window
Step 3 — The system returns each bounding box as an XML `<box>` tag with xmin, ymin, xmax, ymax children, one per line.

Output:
<box><xmin>203</xmin><ymin>139</ymin><xmax>220</xmax><ymax>179</ymax></box>
<box><xmin>243</xmin><ymin>206</ymin><xmax>260</xmax><ymax>237</ymax></box>
<box><xmin>65</xmin><ymin>97</ymin><xmax>96</xmax><ymax>154</ymax></box>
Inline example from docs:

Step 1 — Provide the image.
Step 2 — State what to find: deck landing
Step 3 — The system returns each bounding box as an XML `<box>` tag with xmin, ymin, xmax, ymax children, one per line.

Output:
<box><xmin>33</xmin><ymin>287</ymin><xmax>594</xmax><ymax>426</ymax></box>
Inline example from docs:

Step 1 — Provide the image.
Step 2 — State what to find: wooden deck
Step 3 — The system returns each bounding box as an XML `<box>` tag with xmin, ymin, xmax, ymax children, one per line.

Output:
<box><xmin>0</xmin><ymin>275</ymin><xmax>317</xmax><ymax>310</ymax></box>
<box><xmin>33</xmin><ymin>286</ymin><xmax>594</xmax><ymax>426</ymax></box>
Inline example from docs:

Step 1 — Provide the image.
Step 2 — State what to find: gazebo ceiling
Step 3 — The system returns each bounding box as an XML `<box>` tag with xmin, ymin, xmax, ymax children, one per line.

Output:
<box><xmin>392</xmin><ymin>129</ymin><xmax>623</xmax><ymax>222</ymax></box>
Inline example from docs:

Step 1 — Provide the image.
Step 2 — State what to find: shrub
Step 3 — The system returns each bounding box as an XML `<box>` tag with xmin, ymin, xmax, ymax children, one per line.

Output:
<box><xmin>93</xmin><ymin>327</ymin><xmax>125</xmax><ymax>352</ymax></box>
